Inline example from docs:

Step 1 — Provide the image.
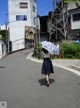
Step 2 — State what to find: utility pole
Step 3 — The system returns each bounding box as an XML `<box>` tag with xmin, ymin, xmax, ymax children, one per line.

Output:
<box><xmin>6</xmin><ymin>22</ymin><xmax>9</xmax><ymax>54</ymax></box>
<box><xmin>62</xmin><ymin>0</ymin><xmax>66</xmax><ymax>40</ymax></box>
<box><xmin>49</xmin><ymin>12</ymin><xmax>53</xmax><ymax>42</ymax></box>
<box><xmin>36</xmin><ymin>16</ymin><xmax>40</xmax><ymax>44</ymax></box>
<box><xmin>6</xmin><ymin>22</ymin><xmax>8</xmax><ymax>53</ymax></box>
<box><xmin>34</xmin><ymin>16</ymin><xmax>40</xmax><ymax>56</ymax></box>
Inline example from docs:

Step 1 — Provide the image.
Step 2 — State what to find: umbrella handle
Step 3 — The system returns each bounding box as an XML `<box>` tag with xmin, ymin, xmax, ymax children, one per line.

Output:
<box><xmin>50</xmin><ymin>54</ymin><xmax>52</xmax><ymax>58</ymax></box>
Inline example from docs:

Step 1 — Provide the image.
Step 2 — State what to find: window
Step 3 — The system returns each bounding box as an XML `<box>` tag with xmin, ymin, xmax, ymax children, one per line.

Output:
<box><xmin>33</xmin><ymin>18</ymin><xmax>35</xmax><ymax>25</ymax></box>
<box><xmin>73</xmin><ymin>13</ymin><xmax>80</xmax><ymax>21</ymax></box>
<box><xmin>16</xmin><ymin>15</ymin><xmax>27</xmax><ymax>21</ymax></box>
<box><xmin>32</xmin><ymin>6</ymin><xmax>35</xmax><ymax>12</ymax></box>
<box><xmin>20</xmin><ymin>2</ymin><xmax>28</xmax><ymax>8</ymax></box>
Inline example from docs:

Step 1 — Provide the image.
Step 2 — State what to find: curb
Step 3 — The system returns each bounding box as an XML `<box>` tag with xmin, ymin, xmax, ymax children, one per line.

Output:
<box><xmin>26</xmin><ymin>52</ymin><xmax>80</xmax><ymax>76</ymax></box>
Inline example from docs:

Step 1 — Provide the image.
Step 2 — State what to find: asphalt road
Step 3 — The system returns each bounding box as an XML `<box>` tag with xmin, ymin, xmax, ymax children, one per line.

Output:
<box><xmin>0</xmin><ymin>49</ymin><xmax>80</xmax><ymax>108</ymax></box>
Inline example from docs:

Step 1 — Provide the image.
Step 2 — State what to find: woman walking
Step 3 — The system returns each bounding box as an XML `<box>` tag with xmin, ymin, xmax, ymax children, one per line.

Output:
<box><xmin>41</xmin><ymin>48</ymin><xmax>54</xmax><ymax>87</ymax></box>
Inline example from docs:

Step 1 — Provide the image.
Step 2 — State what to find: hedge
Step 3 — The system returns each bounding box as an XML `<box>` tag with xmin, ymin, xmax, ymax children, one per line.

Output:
<box><xmin>61</xmin><ymin>43</ymin><xmax>80</xmax><ymax>59</ymax></box>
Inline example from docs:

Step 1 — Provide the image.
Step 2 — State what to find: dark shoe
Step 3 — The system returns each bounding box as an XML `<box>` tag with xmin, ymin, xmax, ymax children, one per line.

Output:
<box><xmin>45</xmin><ymin>80</ymin><xmax>47</xmax><ymax>84</ymax></box>
<box><xmin>46</xmin><ymin>84</ymin><xmax>49</xmax><ymax>87</ymax></box>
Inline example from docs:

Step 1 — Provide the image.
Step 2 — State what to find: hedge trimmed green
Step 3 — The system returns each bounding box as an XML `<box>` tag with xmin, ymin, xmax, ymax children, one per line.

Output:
<box><xmin>61</xmin><ymin>43</ymin><xmax>80</xmax><ymax>59</ymax></box>
<box><xmin>36</xmin><ymin>43</ymin><xmax>42</xmax><ymax>59</ymax></box>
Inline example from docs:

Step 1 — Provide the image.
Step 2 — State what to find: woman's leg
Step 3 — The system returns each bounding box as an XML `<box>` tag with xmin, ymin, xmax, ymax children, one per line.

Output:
<box><xmin>45</xmin><ymin>74</ymin><xmax>50</xmax><ymax>86</ymax></box>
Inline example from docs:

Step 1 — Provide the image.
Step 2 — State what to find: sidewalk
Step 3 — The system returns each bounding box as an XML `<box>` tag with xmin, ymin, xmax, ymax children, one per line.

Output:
<box><xmin>26</xmin><ymin>52</ymin><xmax>80</xmax><ymax>76</ymax></box>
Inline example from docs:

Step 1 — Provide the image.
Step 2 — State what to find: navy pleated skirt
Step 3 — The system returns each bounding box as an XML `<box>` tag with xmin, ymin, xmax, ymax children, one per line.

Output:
<box><xmin>41</xmin><ymin>58</ymin><xmax>54</xmax><ymax>75</ymax></box>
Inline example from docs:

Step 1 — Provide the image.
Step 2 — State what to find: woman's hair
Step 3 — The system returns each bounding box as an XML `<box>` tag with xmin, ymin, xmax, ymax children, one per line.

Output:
<box><xmin>42</xmin><ymin>48</ymin><xmax>48</xmax><ymax>54</ymax></box>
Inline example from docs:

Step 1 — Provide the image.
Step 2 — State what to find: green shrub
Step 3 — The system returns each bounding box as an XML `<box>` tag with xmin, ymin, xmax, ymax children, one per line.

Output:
<box><xmin>36</xmin><ymin>43</ymin><xmax>42</xmax><ymax>59</ymax></box>
<box><xmin>34</xmin><ymin>42</ymin><xmax>80</xmax><ymax>59</ymax></box>
<box><xmin>61</xmin><ymin>43</ymin><xmax>80</xmax><ymax>59</ymax></box>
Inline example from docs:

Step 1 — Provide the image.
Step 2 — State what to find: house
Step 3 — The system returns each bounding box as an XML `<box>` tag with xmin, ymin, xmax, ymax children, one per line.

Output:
<box><xmin>8</xmin><ymin>0</ymin><xmax>38</xmax><ymax>52</ymax></box>
<box><xmin>0</xmin><ymin>26</ymin><xmax>7</xmax><ymax>58</ymax></box>
<box><xmin>0</xmin><ymin>35</ymin><xmax>6</xmax><ymax>59</ymax></box>
<box><xmin>49</xmin><ymin>1</ymin><xmax>80</xmax><ymax>41</ymax></box>
<box><xmin>0</xmin><ymin>25</ymin><xmax>6</xmax><ymax>30</ymax></box>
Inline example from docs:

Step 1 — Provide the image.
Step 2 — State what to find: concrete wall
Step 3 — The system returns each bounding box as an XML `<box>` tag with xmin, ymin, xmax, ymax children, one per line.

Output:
<box><xmin>0</xmin><ymin>40</ymin><xmax>6</xmax><ymax>59</ymax></box>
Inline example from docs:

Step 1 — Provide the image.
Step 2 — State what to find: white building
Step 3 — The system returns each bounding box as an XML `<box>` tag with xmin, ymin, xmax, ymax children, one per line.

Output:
<box><xmin>0</xmin><ymin>25</ymin><xmax>6</xmax><ymax>30</ymax></box>
<box><xmin>8</xmin><ymin>0</ymin><xmax>37</xmax><ymax>51</ymax></box>
<box><xmin>70</xmin><ymin>8</ymin><xmax>80</xmax><ymax>30</ymax></box>
<box><xmin>0</xmin><ymin>26</ymin><xmax>7</xmax><ymax>59</ymax></box>
<box><xmin>0</xmin><ymin>35</ymin><xmax>6</xmax><ymax>59</ymax></box>
<box><xmin>66</xmin><ymin>2</ymin><xmax>80</xmax><ymax>30</ymax></box>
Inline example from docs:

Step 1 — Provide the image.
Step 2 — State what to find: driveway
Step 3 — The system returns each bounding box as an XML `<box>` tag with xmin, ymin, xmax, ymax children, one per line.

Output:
<box><xmin>0</xmin><ymin>49</ymin><xmax>80</xmax><ymax>108</ymax></box>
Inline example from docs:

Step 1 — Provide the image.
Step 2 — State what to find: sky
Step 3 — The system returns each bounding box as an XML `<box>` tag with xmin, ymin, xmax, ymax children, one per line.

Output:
<box><xmin>0</xmin><ymin>0</ymin><xmax>53</xmax><ymax>26</ymax></box>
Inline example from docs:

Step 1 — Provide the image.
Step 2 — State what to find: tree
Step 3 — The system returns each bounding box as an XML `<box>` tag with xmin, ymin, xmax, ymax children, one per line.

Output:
<box><xmin>0</xmin><ymin>30</ymin><xmax>6</xmax><ymax>41</ymax></box>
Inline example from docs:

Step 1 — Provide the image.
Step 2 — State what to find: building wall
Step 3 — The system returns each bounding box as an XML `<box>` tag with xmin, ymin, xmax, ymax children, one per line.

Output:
<box><xmin>70</xmin><ymin>8</ymin><xmax>80</xmax><ymax>30</ymax></box>
<box><xmin>0</xmin><ymin>25</ymin><xmax>6</xmax><ymax>30</ymax></box>
<box><xmin>0</xmin><ymin>41</ymin><xmax>2</xmax><ymax>58</ymax></box>
<box><xmin>0</xmin><ymin>40</ymin><xmax>6</xmax><ymax>59</ymax></box>
<box><xmin>8</xmin><ymin>0</ymin><xmax>37</xmax><ymax>51</ymax></box>
<box><xmin>67</xmin><ymin>2</ymin><xmax>80</xmax><ymax>11</ymax></box>
<box><xmin>64</xmin><ymin>2</ymin><xmax>80</xmax><ymax>30</ymax></box>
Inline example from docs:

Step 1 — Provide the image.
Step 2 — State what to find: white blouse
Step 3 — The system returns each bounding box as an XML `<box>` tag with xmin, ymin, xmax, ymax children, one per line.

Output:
<box><xmin>42</xmin><ymin>51</ymin><xmax>50</xmax><ymax>58</ymax></box>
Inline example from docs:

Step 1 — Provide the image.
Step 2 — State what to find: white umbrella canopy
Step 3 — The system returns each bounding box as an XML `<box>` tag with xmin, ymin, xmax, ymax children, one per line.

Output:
<box><xmin>41</xmin><ymin>41</ymin><xmax>59</xmax><ymax>55</ymax></box>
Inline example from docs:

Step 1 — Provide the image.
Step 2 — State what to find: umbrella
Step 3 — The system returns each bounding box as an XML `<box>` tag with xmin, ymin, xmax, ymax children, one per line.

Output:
<box><xmin>41</xmin><ymin>41</ymin><xmax>59</xmax><ymax>55</ymax></box>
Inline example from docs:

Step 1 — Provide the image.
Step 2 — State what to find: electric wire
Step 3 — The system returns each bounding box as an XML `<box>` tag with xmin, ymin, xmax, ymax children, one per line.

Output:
<box><xmin>1</xmin><ymin>0</ymin><xmax>53</xmax><ymax>25</ymax></box>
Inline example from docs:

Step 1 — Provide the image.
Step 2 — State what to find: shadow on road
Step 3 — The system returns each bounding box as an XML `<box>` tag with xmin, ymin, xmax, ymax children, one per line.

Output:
<box><xmin>38</xmin><ymin>78</ymin><xmax>55</xmax><ymax>86</ymax></box>
<box><xmin>0</xmin><ymin>66</ymin><xmax>6</xmax><ymax>68</ymax></box>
